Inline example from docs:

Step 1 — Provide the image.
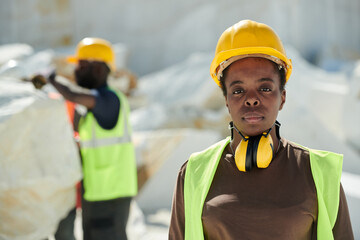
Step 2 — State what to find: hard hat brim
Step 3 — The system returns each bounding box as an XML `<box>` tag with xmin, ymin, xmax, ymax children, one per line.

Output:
<box><xmin>210</xmin><ymin>47</ymin><xmax>292</xmax><ymax>86</ymax></box>
<box><xmin>66</xmin><ymin>55</ymin><xmax>116</xmax><ymax>72</ymax></box>
<box><xmin>67</xmin><ymin>56</ymin><xmax>78</xmax><ymax>64</ymax></box>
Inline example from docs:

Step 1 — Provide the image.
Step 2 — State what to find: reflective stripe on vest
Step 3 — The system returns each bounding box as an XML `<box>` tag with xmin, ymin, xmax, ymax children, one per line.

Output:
<box><xmin>79</xmin><ymin>103</ymin><xmax>131</xmax><ymax>148</ymax></box>
<box><xmin>184</xmin><ymin>137</ymin><xmax>343</xmax><ymax>240</ymax></box>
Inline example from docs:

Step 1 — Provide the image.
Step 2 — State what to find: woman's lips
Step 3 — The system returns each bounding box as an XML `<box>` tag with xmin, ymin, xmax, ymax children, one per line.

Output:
<box><xmin>243</xmin><ymin>114</ymin><xmax>263</xmax><ymax>123</ymax></box>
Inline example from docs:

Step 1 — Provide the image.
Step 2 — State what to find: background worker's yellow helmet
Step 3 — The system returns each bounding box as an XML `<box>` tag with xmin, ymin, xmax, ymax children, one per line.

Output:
<box><xmin>67</xmin><ymin>37</ymin><xmax>116</xmax><ymax>72</ymax></box>
<box><xmin>210</xmin><ymin>19</ymin><xmax>292</xmax><ymax>86</ymax></box>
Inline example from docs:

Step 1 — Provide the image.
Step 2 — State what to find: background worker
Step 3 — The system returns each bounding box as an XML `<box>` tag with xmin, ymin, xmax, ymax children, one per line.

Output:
<box><xmin>169</xmin><ymin>20</ymin><xmax>354</xmax><ymax>239</ymax></box>
<box><xmin>48</xmin><ymin>37</ymin><xmax>138</xmax><ymax>240</ymax></box>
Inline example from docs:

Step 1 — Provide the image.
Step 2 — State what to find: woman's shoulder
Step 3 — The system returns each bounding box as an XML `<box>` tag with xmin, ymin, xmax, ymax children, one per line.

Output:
<box><xmin>282</xmin><ymin>138</ymin><xmax>310</xmax><ymax>151</ymax></box>
<box><xmin>280</xmin><ymin>138</ymin><xmax>311</xmax><ymax>160</ymax></box>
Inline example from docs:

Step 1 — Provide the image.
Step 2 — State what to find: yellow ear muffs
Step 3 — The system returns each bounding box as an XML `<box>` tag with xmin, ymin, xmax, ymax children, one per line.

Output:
<box><xmin>256</xmin><ymin>132</ymin><xmax>274</xmax><ymax>168</ymax></box>
<box><xmin>234</xmin><ymin>136</ymin><xmax>250</xmax><ymax>172</ymax></box>
<box><xmin>234</xmin><ymin>132</ymin><xmax>274</xmax><ymax>172</ymax></box>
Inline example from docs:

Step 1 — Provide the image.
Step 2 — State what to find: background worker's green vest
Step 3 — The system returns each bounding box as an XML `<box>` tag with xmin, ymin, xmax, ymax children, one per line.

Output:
<box><xmin>184</xmin><ymin>137</ymin><xmax>343</xmax><ymax>240</ymax></box>
<box><xmin>79</xmin><ymin>89</ymin><xmax>137</xmax><ymax>201</ymax></box>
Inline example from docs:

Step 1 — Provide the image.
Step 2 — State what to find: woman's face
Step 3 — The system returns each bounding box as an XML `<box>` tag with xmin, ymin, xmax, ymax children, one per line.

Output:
<box><xmin>224</xmin><ymin>57</ymin><xmax>286</xmax><ymax>137</ymax></box>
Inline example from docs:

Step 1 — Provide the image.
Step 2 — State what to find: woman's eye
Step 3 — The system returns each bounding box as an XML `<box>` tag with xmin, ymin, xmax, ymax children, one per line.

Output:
<box><xmin>260</xmin><ymin>87</ymin><xmax>271</xmax><ymax>92</ymax></box>
<box><xmin>233</xmin><ymin>89</ymin><xmax>244</xmax><ymax>94</ymax></box>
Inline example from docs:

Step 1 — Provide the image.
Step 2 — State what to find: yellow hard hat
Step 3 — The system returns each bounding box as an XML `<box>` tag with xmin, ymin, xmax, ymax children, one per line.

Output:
<box><xmin>210</xmin><ymin>20</ymin><xmax>292</xmax><ymax>86</ymax></box>
<box><xmin>67</xmin><ymin>37</ymin><xmax>116</xmax><ymax>71</ymax></box>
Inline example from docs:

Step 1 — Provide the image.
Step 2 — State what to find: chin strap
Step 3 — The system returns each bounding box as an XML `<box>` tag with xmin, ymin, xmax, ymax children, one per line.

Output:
<box><xmin>229</xmin><ymin>121</ymin><xmax>248</xmax><ymax>141</ymax></box>
<box><xmin>274</xmin><ymin>120</ymin><xmax>281</xmax><ymax>140</ymax></box>
<box><xmin>229</xmin><ymin>120</ymin><xmax>281</xmax><ymax>141</ymax></box>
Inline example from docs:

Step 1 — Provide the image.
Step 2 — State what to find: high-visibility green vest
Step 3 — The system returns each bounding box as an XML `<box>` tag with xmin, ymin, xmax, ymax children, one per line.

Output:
<box><xmin>79</xmin><ymin>89</ymin><xmax>138</xmax><ymax>201</ymax></box>
<box><xmin>184</xmin><ymin>137</ymin><xmax>343</xmax><ymax>240</ymax></box>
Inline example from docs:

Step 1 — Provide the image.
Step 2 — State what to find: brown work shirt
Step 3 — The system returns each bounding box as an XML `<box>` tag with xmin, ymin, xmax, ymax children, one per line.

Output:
<box><xmin>169</xmin><ymin>138</ymin><xmax>354</xmax><ymax>239</ymax></box>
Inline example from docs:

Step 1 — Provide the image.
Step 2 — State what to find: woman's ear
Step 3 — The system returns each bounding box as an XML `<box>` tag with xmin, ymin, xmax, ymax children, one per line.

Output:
<box><xmin>224</xmin><ymin>95</ymin><xmax>230</xmax><ymax>112</ymax></box>
<box><xmin>279</xmin><ymin>89</ymin><xmax>286</xmax><ymax>110</ymax></box>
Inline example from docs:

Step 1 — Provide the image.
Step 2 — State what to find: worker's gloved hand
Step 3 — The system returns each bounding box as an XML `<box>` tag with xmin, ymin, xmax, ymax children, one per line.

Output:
<box><xmin>30</xmin><ymin>68</ymin><xmax>57</xmax><ymax>89</ymax></box>
<box><xmin>30</xmin><ymin>74</ymin><xmax>48</xmax><ymax>89</ymax></box>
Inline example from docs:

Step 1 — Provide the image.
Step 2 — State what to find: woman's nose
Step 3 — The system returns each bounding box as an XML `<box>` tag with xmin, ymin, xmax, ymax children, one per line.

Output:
<box><xmin>245</xmin><ymin>93</ymin><xmax>260</xmax><ymax>106</ymax></box>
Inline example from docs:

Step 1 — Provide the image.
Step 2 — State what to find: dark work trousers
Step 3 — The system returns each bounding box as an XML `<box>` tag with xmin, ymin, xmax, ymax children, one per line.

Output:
<box><xmin>81</xmin><ymin>195</ymin><xmax>132</xmax><ymax>240</ymax></box>
<box><xmin>53</xmin><ymin>208</ymin><xmax>76</xmax><ymax>240</ymax></box>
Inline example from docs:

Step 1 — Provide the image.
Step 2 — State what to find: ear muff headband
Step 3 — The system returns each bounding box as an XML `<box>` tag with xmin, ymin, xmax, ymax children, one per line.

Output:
<box><xmin>248</xmin><ymin>135</ymin><xmax>261</xmax><ymax>171</ymax></box>
<box><xmin>246</xmin><ymin>138</ymin><xmax>255</xmax><ymax>171</ymax></box>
